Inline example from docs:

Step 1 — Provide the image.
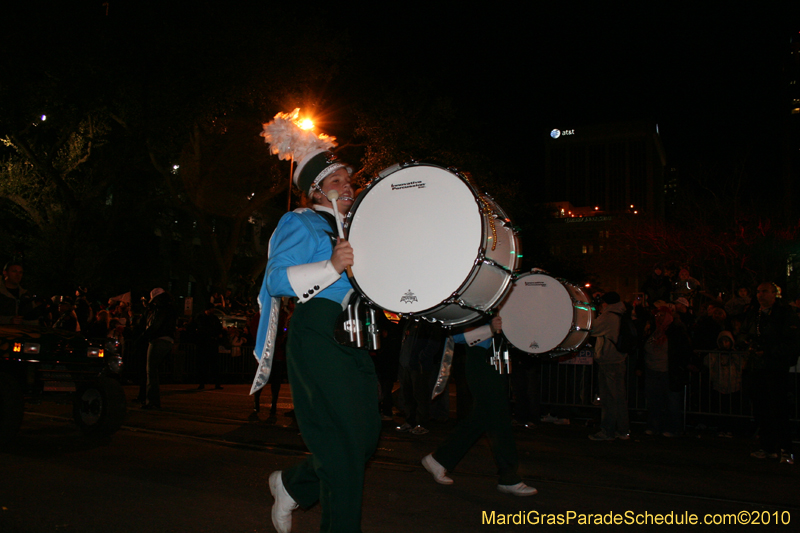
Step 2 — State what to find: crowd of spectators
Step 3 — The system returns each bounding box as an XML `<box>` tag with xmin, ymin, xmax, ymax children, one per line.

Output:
<box><xmin>1</xmin><ymin>261</ymin><xmax>261</xmax><ymax>389</ymax></box>
<box><xmin>4</xmin><ymin>259</ymin><xmax>797</xmax><ymax>463</ymax></box>
<box><xmin>634</xmin><ymin>262</ymin><xmax>800</xmax><ymax>358</ymax></box>
<box><xmin>588</xmin><ymin>263</ymin><xmax>800</xmax><ymax>463</ymax></box>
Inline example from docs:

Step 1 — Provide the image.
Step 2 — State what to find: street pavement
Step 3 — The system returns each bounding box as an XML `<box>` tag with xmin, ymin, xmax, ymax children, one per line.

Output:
<box><xmin>2</xmin><ymin>383</ymin><xmax>798</xmax><ymax>532</ymax></box>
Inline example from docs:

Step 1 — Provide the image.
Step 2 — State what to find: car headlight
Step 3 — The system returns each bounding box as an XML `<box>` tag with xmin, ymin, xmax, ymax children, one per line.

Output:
<box><xmin>13</xmin><ymin>342</ymin><xmax>40</xmax><ymax>355</ymax></box>
<box><xmin>86</xmin><ymin>346</ymin><xmax>105</xmax><ymax>358</ymax></box>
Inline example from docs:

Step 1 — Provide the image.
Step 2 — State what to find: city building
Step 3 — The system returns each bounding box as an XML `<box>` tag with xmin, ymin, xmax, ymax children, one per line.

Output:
<box><xmin>541</xmin><ymin>121</ymin><xmax>667</xmax><ymax>297</ymax></box>
<box><xmin>782</xmin><ymin>28</ymin><xmax>800</xmax><ymax>299</ymax></box>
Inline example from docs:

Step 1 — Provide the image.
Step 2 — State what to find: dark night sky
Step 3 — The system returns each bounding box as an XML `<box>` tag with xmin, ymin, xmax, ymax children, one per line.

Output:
<box><xmin>336</xmin><ymin>3</ymin><xmax>797</xmax><ymax>183</ymax></box>
<box><xmin>5</xmin><ymin>2</ymin><xmax>798</xmax><ymax>187</ymax></box>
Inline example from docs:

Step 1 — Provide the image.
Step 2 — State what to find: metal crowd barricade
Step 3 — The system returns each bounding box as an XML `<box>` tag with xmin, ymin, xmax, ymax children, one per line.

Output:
<box><xmin>536</xmin><ymin>348</ymin><xmax>647</xmax><ymax>413</ymax></box>
<box><xmin>537</xmin><ymin>349</ymin><xmax>598</xmax><ymax>408</ymax></box>
<box><xmin>160</xmin><ymin>343</ymin><xmax>259</xmax><ymax>384</ymax></box>
<box><xmin>689</xmin><ymin>350</ymin><xmax>751</xmax><ymax>420</ymax></box>
<box><xmin>163</xmin><ymin>342</ymin><xmax>800</xmax><ymax>425</ymax></box>
<box><xmin>535</xmin><ymin>348</ymin><xmax>800</xmax><ymax>425</ymax></box>
<box><xmin>219</xmin><ymin>344</ymin><xmax>259</xmax><ymax>380</ymax></box>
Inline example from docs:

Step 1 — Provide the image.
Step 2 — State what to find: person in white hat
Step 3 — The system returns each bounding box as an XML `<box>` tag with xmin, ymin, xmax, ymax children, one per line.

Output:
<box><xmin>253</xmin><ymin>143</ymin><xmax>379</xmax><ymax>533</ymax></box>
<box><xmin>673</xmin><ymin>297</ymin><xmax>695</xmax><ymax>328</ymax></box>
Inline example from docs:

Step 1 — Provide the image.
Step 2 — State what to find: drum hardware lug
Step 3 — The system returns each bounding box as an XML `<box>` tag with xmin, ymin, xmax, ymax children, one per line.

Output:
<box><xmin>480</xmin><ymin>257</ymin><xmax>513</xmax><ymax>274</ymax></box>
<box><xmin>443</xmin><ymin>292</ymin><xmax>481</xmax><ymax>312</ymax></box>
<box><xmin>407</xmin><ymin>313</ymin><xmax>438</xmax><ymax>325</ymax></box>
<box><xmin>442</xmin><ymin>293</ymin><xmax>461</xmax><ymax>305</ymax></box>
<box><xmin>495</xmin><ymin>218</ymin><xmax>516</xmax><ymax>230</ymax></box>
<box><xmin>377</xmin><ymin>162</ymin><xmax>403</xmax><ymax>179</ymax></box>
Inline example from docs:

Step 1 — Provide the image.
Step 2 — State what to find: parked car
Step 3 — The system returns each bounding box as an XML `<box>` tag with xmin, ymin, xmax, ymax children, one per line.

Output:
<box><xmin>0</xmin><ymin>325</ymin><xmax>127</xmax><ymax>445</ymax></box>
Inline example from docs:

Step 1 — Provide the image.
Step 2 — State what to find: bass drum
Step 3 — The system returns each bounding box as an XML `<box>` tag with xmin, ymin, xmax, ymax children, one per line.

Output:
<box><xmin>345</xmin><ymin>162</ymin><xmax>520</xmax><ymax>327</ymax></box>
<box><xmin>498</xmin><ymin>271</ymin><xmax>594</xmax><ymax>355</ymax></box>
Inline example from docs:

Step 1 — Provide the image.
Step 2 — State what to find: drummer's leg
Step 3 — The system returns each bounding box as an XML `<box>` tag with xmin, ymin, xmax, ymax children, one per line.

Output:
<box><xmin>398</xmin><ymin>364</ymin><xmax>418</xmax><ymax>426</ymax></box>
<box><xmin>475</xmin><ymin>351</ymin><xmax>521</xmax><ymax>485</ymax></box>
<box><xmin>411</xmin><ymin>367</ymin><xmax>432</xmax><ymax>428</ymax></box>
<box><xmin>281</xmin><ymin>300</ymin><xmax>380</xmax><ymax>529</ymax></box>
<box><xmin>433</xmin><ymin>346</ymin><xmax>497</xmax><ymax>472</ymax></box>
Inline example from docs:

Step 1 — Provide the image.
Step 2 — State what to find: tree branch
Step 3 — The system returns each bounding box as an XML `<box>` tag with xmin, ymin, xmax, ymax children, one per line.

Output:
<box><xmin>7</xmin><ymin>133</ymin><xmax>80</xmax><ymax>210</ymax></box>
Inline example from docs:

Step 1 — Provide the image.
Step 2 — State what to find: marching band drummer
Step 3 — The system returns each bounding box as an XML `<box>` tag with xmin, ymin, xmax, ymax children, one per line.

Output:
<box><xmin>421</xmin><ymin>316</ymin><xmax>537</xmax><ymax>496</ymax></box>
<box><xmin>254</xmin><ymin>149</ymin><xmax>381</xmax><ymax>533</ymax></box>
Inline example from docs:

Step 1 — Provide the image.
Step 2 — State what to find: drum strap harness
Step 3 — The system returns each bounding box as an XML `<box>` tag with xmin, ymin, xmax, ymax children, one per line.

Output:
<box><xmin>315</xmin><ymin>210</ymin><xmax>340</xmax><ymax>246</ymax></box>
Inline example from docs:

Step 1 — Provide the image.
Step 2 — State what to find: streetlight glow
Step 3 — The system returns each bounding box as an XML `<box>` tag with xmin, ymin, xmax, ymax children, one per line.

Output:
<box><xmin>299</xmin><ymin>118</ymin><xmax>314</xmax><ymax>130</ymax></box>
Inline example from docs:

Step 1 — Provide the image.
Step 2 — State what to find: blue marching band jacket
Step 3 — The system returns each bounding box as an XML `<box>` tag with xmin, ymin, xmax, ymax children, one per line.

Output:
<box><xmin>250</xmin><ymin>206</ymin><xmax>353</xmax><ymax>394</ymax></box>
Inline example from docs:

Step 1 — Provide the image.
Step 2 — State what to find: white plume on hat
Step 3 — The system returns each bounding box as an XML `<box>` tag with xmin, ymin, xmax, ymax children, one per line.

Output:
<box><xmin>260</xmin><ymin>108</ymin><xmax>336</xmax><ymax>173</ymax></box>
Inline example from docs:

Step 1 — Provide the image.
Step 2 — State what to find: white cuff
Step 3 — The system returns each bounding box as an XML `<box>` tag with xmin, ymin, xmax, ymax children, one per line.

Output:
<box><xmin>462</xmin><ymin>324</ymin><xmax>493</xmax><ymax>347</ymax></box>
<box><xmin>287</xmin><ymin>261</ymin><xmax>341</xmax><ymax>303</ymax></box>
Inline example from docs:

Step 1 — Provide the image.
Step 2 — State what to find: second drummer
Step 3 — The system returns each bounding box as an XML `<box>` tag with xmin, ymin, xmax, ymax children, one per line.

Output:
<box><xmin>421</xmin><ymin>316</ymin><xmax>537</xmax><ymax>496</ymax></box>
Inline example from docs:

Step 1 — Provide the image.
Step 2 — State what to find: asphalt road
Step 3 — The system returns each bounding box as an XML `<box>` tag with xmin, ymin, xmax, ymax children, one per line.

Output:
<box><xmin>1</xmin><ymin>384</ymin><xmax>798</xmax><ymax>532</ymax></box>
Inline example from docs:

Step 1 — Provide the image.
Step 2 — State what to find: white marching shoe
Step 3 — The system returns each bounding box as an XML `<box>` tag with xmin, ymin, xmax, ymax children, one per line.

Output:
<box><xmin>269</xmin><ymin>471</ymin><xmax>298</xmax><ymax>533</ymax></box>
<box><xmin>422</xmin><ymin>454</ymin><xmax>454</xmax><ymax>485</ymax></box>
<box><xmin>497</xmin><ymin>482</ymin><xmax>538</xmax><ymax>496</ymax></box>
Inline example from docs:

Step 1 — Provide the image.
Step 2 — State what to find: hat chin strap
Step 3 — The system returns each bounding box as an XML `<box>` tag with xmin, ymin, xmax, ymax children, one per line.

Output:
<box><xmin>311</xmin><ymin>184</ymin><xmax>326</xmax><ymax>202</ymax></box>
<box><xmin>312</xmin><ymin>185</ymin><xmax>353</xmax><ymax>205</ymax></box>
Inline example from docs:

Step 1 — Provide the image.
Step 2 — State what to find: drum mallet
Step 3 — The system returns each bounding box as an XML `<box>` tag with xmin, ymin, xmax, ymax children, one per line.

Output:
<box><xmin>325</xmin><ymin>190</ymin><xmax>354</xmax><ymax>278</ymax></box>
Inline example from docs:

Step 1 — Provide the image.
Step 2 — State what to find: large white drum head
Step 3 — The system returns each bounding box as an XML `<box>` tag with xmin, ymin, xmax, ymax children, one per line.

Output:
<box><xmin>347</xmin><ymin>165</ymin><xmax>483</xmax><ymax>314</ymax></box>
<box><xmin>499</xmin><ymin>274</ymin><xmax>575</xmax><ymax>353</ymax></box>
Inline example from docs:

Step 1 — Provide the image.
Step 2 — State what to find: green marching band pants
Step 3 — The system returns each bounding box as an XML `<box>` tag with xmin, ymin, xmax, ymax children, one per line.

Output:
<box><xmin>433</xmin><ymin>344</ymin><xmax>521</xmax><ymax>486</ymax></box>
<box><xmin>281</xmin><ymin>297</ymin><xmax>381</xmax><ymax>532</ymax></box>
